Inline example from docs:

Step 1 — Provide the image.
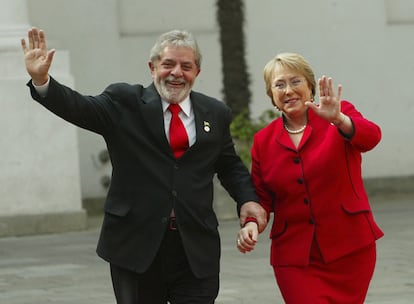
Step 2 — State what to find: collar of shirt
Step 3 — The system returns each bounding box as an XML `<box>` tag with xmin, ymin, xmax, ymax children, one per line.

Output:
<box><xmin>162</xmin><ymin>96</ymin><xmax>191</xmax><ymax>117</ymax></box>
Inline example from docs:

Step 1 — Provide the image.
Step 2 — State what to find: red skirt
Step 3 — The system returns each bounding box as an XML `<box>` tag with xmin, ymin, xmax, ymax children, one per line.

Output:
<box><xmin>273</xmin><ymin>241</ymin><xmax>376</xmax><ymax>304</ymax></box>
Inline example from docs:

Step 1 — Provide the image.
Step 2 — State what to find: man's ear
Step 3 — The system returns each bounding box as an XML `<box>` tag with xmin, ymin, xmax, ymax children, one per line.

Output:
<box><xmin>148</xmin><ymin>61</ymin><xmax>155</xmax><ymax>78</ymax></box>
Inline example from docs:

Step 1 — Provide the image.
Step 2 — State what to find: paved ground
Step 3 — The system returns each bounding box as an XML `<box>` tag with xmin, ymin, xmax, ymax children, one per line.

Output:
<box><xmin>0</xmin><ymin>195</ymin><xmax>413</xmax><ymax>303</ymax></box>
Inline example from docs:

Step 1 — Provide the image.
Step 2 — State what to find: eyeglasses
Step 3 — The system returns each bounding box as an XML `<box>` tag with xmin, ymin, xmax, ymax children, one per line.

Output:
<box><xmin>271</xmin><ymin>78</ymin><xmax>305</xmax><ymax>91</ymax></box>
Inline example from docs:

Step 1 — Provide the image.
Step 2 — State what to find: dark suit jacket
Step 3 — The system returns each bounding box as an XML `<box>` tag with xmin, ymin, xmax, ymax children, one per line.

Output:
<box><xmin>28</xmin><ymin>77</ymin><xmax>258</xmax><ymax>278</ymax></box>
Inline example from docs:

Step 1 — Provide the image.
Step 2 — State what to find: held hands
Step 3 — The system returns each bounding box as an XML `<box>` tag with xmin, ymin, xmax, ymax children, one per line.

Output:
<box><xmin>305</xmin><ymin>75</ymin><xmax>344</xmax><ymax>125</ymax></box>
<box><xmin>237</xmin><ymin>222</ymin><xmax>258</xmax><ymax>254</ymax></box>
<box><xmin>239</xmin><ymin>201</ymin><xmax>267</xmax><ymax>233</ymax></box>
<box><xmin>238</xmin><ymin>202</ymin><xmax>267</xmax><ymax>253</ymax></box>
<box><xmin>21</xmin><ymin>27</ymin><xmax>55</xmax><ymax>85</ymax></box>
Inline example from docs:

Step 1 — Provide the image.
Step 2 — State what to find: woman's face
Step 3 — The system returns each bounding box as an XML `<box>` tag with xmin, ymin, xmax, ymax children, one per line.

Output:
<box><xmin>271</xmin><ymin>65</ymin><xmax>313</xmax><ymax>117</ymax></box>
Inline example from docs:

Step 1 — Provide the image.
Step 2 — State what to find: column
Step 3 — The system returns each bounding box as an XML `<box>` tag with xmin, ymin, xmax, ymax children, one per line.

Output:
<box><xmin>0</xmin><ymin>0</ymin><xmax>86</xmax><ymax>236</ymax></box>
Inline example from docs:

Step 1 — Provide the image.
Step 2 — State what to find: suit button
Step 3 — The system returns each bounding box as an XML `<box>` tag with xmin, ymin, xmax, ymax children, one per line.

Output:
<box><xmin>172</xmin><ymin>190</ymin><xmax>177</xmax><ymax>197</ymax></box>
<box><xmin>309</xmin><ymin>218</ymin><xmax>315</xmax><ymax>225</ymax></box>
<box><xmin>161</xmin><ymin>217</ymin><xmax>168</xmax><ymax>224</ymax></box>
<box><xmin>304</xmin><ymin>198</ymin><xmax>309</xmax><ymax>204</ymax></box>
<box><xmin>174</xmin><ymin>164</ymin><xmax>179</xmax><ymax>170</ymax></box>
<box><xmin>293</xmin><ymin>157</ymin><xmax>300</xmax><ymax>164</ymax></box>
<box><xmin>297</xmin><ymin>178</ymin><xmax>303</xmax><ymax>184</ymax></box>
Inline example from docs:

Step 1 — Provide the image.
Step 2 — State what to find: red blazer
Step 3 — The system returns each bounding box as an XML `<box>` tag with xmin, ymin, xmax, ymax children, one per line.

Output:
<box><xmin>251</xmin><ymin>101</ymin><xmax>384</xmax><ymax>266</ymax></box>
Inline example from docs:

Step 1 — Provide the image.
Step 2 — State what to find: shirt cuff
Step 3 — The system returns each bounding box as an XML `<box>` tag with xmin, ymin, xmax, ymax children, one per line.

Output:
<box><xmin>32</xmin><ymin>76</ymin><xmax>50</xmax><ymax>97</ymax></box>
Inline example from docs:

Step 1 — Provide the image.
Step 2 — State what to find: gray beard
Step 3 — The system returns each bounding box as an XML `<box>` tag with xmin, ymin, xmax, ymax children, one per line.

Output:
<box><xmin>155</xmin><ymin>80</ymin><xmax>191</xmax><ymax>104</ymax></box>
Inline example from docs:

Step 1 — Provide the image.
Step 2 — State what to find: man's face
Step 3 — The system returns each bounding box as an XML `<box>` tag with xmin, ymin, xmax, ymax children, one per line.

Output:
<box><xmin>149</xmin><ymin>46</ymin><xmax>200</xmax><ymax>104</ymax></box>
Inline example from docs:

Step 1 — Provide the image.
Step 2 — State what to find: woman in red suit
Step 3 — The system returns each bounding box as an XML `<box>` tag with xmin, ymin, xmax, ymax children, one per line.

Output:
<box><xmin>238</xmin><ymin>53</ymin><xmax>383</xmax><ymax>303</ymax></box>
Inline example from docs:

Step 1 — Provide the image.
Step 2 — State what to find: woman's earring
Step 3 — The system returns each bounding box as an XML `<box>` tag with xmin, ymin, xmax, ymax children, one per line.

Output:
<box><xmin>272</xmin><ymin>99</ymin><xmax>280</xmax><ymax>111</ymax></box>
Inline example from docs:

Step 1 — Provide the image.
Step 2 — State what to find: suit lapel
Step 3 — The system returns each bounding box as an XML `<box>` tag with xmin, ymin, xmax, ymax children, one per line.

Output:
<box><xmin>140</xmin><ymin>84</ymin><xmax>171</xmax><ymax>152</ymax></box>
<box><xmin>275</xmin><ymin>112</ymin><xmax>313</xmax><ymax>151</ymax></box>
<box><xmin>275</xmin><ymin>119</ymin><xmax>297</xmax><ymax>151</ymax></box>
<box><xmin>190</xmin><ymin>92</ymin><xmax>211</xmax><ymax>148</ymax></box>
<box><xmin>139</xmin><ymin>87</ymin><xmax>213</xmax><ymax>158</ymax></box>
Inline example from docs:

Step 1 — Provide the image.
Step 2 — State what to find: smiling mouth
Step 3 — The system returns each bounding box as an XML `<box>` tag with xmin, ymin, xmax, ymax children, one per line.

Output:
<box><xmin>285</xmin><ymin>98</ymin><xmax>299</xmax><ymax>104</ymax></box>
<box><xmin>167</xmin><ymin>81</ymin><xmax>185</xmax><ymax>88</ymax></box>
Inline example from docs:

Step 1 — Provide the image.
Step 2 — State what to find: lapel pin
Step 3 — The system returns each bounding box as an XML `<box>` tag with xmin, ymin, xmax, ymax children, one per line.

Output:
<box><xmin>203</xmin><ymin>121</ymin><xmax>211</xmax><ymax>132</ymax></box>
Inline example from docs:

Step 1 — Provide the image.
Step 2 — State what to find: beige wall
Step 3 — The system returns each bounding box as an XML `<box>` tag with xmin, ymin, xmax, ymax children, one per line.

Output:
<box><xmin>26</xmin><ymin>0</ymin><xmax>414</xmax><ymax>201</ymax></box>
<box><xmin>245</xmin><ymin>0</ymin><xmax>414</xmax><ymax>178</ymax></box>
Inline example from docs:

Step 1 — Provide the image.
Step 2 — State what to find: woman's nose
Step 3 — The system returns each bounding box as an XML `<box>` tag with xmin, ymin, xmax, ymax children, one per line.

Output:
<box><xmin>285</xmin><ymin>84</ymin><xmax>294</xmax><ymax>94</ymax></box>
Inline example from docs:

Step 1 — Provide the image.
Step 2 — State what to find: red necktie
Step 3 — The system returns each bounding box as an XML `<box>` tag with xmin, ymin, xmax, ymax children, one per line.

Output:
<box><xmin>168</xmin><ymin>104</ymin><xmax>189</xmax><ymax>159</ymax></box>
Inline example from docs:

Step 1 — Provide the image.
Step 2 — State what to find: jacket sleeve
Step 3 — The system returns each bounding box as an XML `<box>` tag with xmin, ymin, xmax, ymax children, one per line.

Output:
<box><xmin>342</xmin><ymin>101</ymin><xmax>381</xmax><ymax>152</ymax></box>
<box><xmin>27</xmin><ymin>76</ymin><xmax>122</xmax><ymax>135</ymax></box>
<box><xmin>215</xmin><ymin>106</ymin><xmax>259</xmax><ymax>210</ymax></box>
<box><xmin>251</xmin><ymin>135</ymin><xmax>273</xmax><ymax>217</ymax></box>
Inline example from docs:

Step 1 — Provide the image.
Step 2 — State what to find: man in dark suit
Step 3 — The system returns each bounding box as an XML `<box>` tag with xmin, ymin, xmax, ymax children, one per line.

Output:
<box><xmin>21</xmin><ymin>28</ymin><xmax>266</xmax><ymax>304</ymax></box>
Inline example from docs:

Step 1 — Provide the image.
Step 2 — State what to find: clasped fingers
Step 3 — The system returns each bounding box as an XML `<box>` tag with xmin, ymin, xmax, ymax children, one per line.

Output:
<box><xmin>237</xmin><ymin>222</ymin><xmax>258</xmax><ymax>254</ymax></box>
